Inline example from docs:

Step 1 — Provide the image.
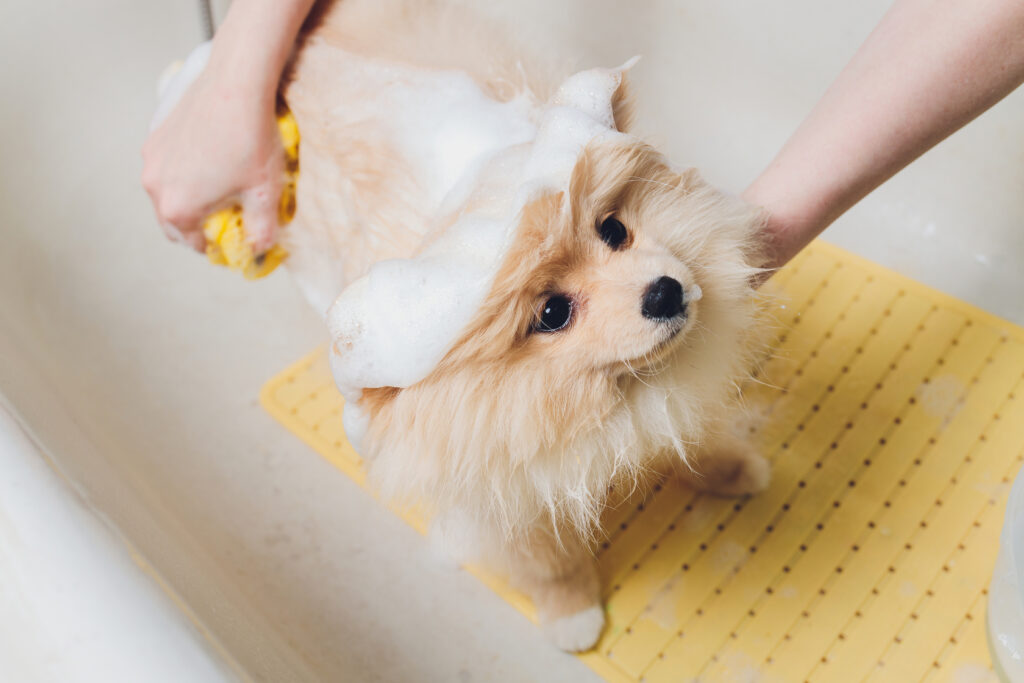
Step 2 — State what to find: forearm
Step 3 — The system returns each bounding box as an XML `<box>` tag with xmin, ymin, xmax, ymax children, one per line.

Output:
<box><xmin>206</xmin><ymin>0</ymin><xmax>317</xmax><ymax>106</ymax></box>
<box><xmin>745</xmin><ymin>0</ymin><xmax>1024</xmax><ymax>270</ymax></box>
<box><xmin>141</xmin><ymin>0</ymin><xmax>317</xmax><ymax>244</ymax></box>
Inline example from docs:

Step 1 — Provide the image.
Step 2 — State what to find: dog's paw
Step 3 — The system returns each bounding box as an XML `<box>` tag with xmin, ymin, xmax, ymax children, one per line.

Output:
<box><xmin>684</xmin><ymin>442</ymin><xmax>771</xmax><ymax>498</ymax></box>
<box><xmin>543</xmin><ymin>605</ymin><xmax>605</xmax><ymax>652</ymax></box>
<box><xmin>709</xmin><ymin>449</ymin><xmax>771</xmax><ymax>497</ymax></box>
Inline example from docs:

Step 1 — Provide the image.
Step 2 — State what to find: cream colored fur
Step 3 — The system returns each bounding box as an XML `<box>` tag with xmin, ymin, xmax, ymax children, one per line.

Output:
<box><xmin>282</xmin><ymin>0</ymin><xmax>770</xmax><ymax>652</ymax></box>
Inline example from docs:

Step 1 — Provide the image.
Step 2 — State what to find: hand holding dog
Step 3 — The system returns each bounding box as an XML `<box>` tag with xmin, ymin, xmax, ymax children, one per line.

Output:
<box><xmin>142</xmin><ymin>66</ymin><xmax>284</xmax><ymax>253</ymax></box>
<box><xmin>745</xmin><ymin>0</ymin><xmax>1024</xmax><ymax>272</ymax></box>
<box><xmin>141</xmin><ymin>0</ymin><xmax>315</xmax><ymax>253</ymax></box>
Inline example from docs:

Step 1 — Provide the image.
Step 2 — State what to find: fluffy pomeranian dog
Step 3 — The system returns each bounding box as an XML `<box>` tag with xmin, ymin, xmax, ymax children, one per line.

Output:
<box><xmin>281</xmin><ymin>0</ymin><xmax>770</xmax><ymax>651</ymax></box>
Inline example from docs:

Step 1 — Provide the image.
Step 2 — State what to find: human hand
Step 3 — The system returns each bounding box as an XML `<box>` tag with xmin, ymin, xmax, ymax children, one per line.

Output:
<box><xmin>141</xmin><ymin>61</ymin><xmax>284</xmax><ymax>254</ymax></box>
<box><xmin>744</xmin><ymin>0</ymin><xmax>1024</xmax><ymax>278</ymax></box>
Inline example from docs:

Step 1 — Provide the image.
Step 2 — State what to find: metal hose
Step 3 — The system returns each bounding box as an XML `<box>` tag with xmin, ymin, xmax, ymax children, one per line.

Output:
<box><xmin>199</xmin><ymin>0</ymin><xmax>215</xmax><ymax>40</ymax></box>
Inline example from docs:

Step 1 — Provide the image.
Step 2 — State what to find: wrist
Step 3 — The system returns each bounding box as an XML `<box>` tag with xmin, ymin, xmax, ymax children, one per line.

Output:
<box><xmin>205</xmin><ymin>0</ymin><xmax>315</xmax><ymax>105</ymax></box>
<box><xmin>206</xmin><ymin>38</ymin><xmax>281</xmax><ymax>109</ymax></box>
<box><xmin>744</xmin><ymin>174</ymin><xmax>829</xmax><ymax>271</ymax></box>
<box><xmin>203</xmin><ymin>53</ymin><xmax>278</xmax><ymax>114</ymax></box>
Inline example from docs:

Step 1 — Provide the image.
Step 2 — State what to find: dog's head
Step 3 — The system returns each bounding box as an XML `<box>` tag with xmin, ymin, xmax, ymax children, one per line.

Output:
<box><xmin>327</xmin><ymin>65</ymin><xmax>766</xmax><ymax>536</ymax></box>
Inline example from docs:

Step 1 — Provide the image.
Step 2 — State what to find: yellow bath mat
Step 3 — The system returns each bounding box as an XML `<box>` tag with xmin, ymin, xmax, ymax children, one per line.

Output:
<box><xmin>261</xmin><ymin>241</ymin><xmax>1023</xmax><ymax>682</ymax></box>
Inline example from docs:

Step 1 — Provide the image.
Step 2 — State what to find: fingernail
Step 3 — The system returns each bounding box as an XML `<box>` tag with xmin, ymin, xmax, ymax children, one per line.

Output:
<box><xmin>162</xmin><ymin>223</ymin><xmax>185</xmax><ymax>243</ymax></box>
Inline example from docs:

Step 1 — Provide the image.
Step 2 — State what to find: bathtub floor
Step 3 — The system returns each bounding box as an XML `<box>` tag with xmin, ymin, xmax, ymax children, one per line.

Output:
<box><xmin>1</xmin><ymin>1</ymin><xmax>1021</xmax><ymax>681</ymax></box>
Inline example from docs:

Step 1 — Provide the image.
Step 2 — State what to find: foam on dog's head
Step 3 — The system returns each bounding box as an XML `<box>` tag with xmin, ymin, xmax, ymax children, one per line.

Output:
<box><xmin>327</xmin><ymin>61</ymin><xmax>638</xmax><ymax>414</ymax></box>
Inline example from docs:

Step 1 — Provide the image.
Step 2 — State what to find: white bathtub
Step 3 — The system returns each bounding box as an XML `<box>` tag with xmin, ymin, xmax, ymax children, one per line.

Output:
<box><xmin>1</xmin><ymin>1</ymin><xmax>1022</xmax><ymax>680</ymax></box>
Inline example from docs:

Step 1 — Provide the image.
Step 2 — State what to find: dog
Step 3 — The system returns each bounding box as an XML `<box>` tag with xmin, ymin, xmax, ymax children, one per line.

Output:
<box><xmin>280</xmin><ymin>0</ymin><xmax>771</xmax><ymax>651</ymax></box>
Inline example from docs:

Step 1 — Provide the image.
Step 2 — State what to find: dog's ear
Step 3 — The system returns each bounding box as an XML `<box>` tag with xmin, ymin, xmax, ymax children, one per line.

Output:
<box><xmin>326</xmin><ymin>219</ymin><xmax>506</xmax><ymax>401</ymax></box>
<box><xmin>610</xmin><ymin>72</ymin><xmax>634</xmax><ymax>133</ymax></box>
<box><xmin>551</xmin><ymin>56</ymin><xmax>640</xmax><ymax>134</ymax></box>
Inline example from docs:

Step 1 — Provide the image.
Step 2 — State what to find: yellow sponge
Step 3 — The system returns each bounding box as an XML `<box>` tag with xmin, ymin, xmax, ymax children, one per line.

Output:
<box><xmin>202</xmin><ymin>111</ymin><xmax>298</xmax><ymax>280</ymax></box>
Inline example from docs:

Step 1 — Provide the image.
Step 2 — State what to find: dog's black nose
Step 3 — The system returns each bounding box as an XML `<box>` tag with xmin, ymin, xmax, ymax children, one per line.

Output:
<box><xmin>642</xmin><ymin>276</ymin><xmax>685</xmax><ymax>320</ymax></box>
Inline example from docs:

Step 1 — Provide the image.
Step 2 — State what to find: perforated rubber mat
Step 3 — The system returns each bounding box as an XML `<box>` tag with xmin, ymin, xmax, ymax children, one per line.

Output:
<box><xmin>262</xmin><ymin>241</ymin><xmax>1023</xmax><ymax>682</ymax></box>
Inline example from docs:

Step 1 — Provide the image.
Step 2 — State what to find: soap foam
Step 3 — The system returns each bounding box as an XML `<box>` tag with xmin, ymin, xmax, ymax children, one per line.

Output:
<box><xmin>329</xmin><ymin>56</ymin><xmax>538</xmax><ymax>214</ymax></box>
<box><xmin>146</xmin><ymin>45</ymin><xmax>644</xmax><ymax>414</ymax></box>
<box><xmin>329</xmin><ymin>214</ymin><xmax>508</xmax><ymax>397</ymax></box>
<box><xmin>328</xmin><ymin>58</ymin><xmax>639</xmax><ymax>402</ymax></box>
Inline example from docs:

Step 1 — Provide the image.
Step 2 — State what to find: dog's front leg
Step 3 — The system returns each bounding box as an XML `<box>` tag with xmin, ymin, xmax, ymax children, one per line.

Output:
<box><xmin>678</xmin><ymin>434</ymin><xmax>771</xmax><ymax>497</ymax></box>
<box><xmin>503</xmin><ymin>525</ymin><xmax>604</xmax><ymax>652</ymax></box>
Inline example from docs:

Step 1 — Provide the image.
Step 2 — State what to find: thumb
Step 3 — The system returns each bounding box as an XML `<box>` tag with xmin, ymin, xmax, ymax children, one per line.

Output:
<box><xmin>239</xmin><ymin>179</ymin><xmax>282</xmax><ymax>254</ymax></box>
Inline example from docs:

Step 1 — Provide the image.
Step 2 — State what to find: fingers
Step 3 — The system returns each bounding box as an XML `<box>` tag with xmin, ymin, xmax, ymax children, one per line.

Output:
<box><xmin>240</xmin><ymin>180</ymin><xmax>282</xmax><ymax>253</ymax></box>
<box><xmin>140</xmin><ymin>91</ymin><xmax>287</xmax><ymax>257</ymax></box>
<box><xmin>158</xmin><ymin>221</ymin><xmax>207</xmax><ymax>253</ymax></box>
<box><xmin>150</xmin><ymin>201</ymin><xmax>207</xmax><ymax>253</ymax></box>
<box><xmin>156</xmin><ymin>196</ymin><xmax>202</xmax><ymax>234</ymax></box>
<box><xmin>142</xmin><ymin>163</ymin><xmax>209</xmax><ymax>253</ymax></box>
<box><xmin>182</xmin><ymin>229</ymin><xmax>207</xmax><ymax>253</ymax></box>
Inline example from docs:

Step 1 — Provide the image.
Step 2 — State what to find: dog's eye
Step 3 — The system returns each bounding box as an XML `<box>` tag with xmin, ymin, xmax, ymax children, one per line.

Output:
<box><xmin>598</xmin><ymin>216</ymin><xmax>629</xmax><ymax>250</ymax></box>
<box><xmin>534</xmin><ymin>295</ymin><xmax>573</xmax><ymax>333</ymax></box>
